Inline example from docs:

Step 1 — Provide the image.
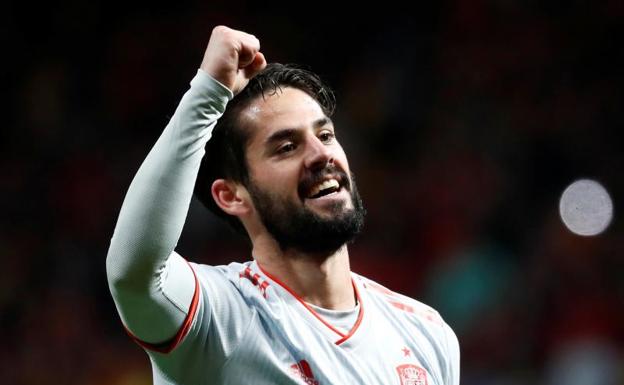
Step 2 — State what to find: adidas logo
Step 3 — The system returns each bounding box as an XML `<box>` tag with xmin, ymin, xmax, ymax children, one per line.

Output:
<box><xmin>290</xmin><ymin>360</ymin><xmax>319</xmax><ymax>385</ymax></box>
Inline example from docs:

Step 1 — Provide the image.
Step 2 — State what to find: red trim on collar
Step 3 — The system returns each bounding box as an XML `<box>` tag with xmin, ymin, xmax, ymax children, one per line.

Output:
<box><xmin>256</xmin><ymin>263</ymin><xmax>364</xmax><ymax>345</ymax></box>
<box><xmin>335</xmin><ymin>280</ymin><xmax>364</xmax><ymax>346</ymax></box>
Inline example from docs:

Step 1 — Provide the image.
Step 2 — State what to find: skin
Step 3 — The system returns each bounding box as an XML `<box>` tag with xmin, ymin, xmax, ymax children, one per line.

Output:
<box><xmin>205</xmin><ymin>26</ymin><xmax>357</xmax><ymax>311</ymax></box>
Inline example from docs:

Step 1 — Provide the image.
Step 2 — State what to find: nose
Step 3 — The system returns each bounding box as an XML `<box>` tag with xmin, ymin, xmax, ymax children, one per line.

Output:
<box><xmin>303</xmin><ymin>134</ymin><xmax>333</xmax><ymax>171</ymax></box>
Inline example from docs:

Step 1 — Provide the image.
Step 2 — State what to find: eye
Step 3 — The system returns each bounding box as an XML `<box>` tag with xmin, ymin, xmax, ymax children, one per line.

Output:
<box><xmin>319</xmin><ymin>131</ymin><xmax>335</xmax><ymax>143</ymax></box>
<box><xmin>277</xmin><ymin>142</ymin><xmax>296</xmax><ymax>154</ymax></box>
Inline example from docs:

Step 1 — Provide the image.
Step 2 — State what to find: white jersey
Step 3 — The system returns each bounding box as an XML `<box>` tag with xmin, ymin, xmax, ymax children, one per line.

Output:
<box><xmin>131</xmin><ymin>259</ymin><xmax>460</xmax><ymax>385</ymax></box>
<box><xmin>106</xmin><ymin>68</ymin><xmax>460</xmax><ymax>385</ymax></box>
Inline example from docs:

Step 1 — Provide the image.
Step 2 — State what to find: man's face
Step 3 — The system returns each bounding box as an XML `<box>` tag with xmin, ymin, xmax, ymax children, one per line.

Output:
<box><xmin>241</xmin><ymin>87</ymin><xmax>365</xmax><ymax>254</ymax></box>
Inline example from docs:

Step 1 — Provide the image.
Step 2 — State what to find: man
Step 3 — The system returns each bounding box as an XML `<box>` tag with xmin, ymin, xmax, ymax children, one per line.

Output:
<box><xmin>107</xmin><ymin>25</ymin><xmax>459</xmax><ymax>384</ymax></box>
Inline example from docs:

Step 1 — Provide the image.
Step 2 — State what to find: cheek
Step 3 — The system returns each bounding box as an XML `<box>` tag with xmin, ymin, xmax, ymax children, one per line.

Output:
<box><xmin>253</xmin><ymin>164</ymin><xmax>301</xmax><ymax>195</ymax></box>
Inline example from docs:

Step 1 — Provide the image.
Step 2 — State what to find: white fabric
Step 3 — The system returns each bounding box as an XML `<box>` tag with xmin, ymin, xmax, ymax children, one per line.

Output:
<box><xmin>106</xmin><ymin>69</ymin><xmax>232</xmax><ymax>343</ymax></box>
<box><xmin>146</xmin><ymin>260</ymin><xmax>460</xmax><ymax>385</ymax></box>
<box><xmin>307</xmin><ymin>302</ymin><xmax>360</xmax><ymax>335</ymax></box>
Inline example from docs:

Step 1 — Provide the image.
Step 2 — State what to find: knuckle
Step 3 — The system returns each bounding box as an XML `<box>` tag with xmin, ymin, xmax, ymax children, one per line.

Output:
<box><xmin>212</xmin><ymin>25</ymin><xmax>231</xmax><ymax>36</ymax></box>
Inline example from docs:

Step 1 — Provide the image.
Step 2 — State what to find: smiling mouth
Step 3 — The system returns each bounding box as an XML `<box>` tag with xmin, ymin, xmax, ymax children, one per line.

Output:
<box><xmin>307</xmin><ymin>178</ymin><xmax>341</xmax><ymax>199</ymax></box>
<box><xmin>299</xmin><ymin>166</ymin><xmax>351</xmax><ymax>202</ymax></box>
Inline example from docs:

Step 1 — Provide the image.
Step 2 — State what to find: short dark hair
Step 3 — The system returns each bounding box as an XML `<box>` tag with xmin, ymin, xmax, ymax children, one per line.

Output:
<box><xmin>194</xmin><ymin>63</ymin><xmax>336</xmax><ymax>237</ymax></box>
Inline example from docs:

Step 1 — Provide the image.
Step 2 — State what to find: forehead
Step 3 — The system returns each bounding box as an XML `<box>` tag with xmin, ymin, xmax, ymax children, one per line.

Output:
<box><xmin>241</xmin><ymin>87</ymin><xmax>327</xmax><ymax>146</ymax></box>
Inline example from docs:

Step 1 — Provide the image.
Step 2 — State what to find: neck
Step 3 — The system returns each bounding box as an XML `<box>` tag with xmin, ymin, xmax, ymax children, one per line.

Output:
<box><xmin>251</xmin><ymin>234</ymin><xmax>355</xmax><ymax>310</ymax></box>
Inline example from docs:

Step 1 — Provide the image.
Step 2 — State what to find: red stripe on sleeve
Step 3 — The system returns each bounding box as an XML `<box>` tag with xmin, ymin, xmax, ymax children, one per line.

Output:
<box><xmin>125</xmin><ymin>261</ymin><xmax>200</xmax><ymax>354</ymax></box>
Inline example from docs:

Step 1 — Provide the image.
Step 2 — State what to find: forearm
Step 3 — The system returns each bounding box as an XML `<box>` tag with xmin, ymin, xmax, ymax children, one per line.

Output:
<box><xmin>106</xmin><ymin>70</ymin><xmax>232</xmax><ymax>341</ymax></box>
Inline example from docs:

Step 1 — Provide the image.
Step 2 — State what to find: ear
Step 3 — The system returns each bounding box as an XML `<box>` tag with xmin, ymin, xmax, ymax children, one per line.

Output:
<box><xmin>211</xmin><ymin>179</ymin><xmax>252</xmax><ymax>217</ymax></box>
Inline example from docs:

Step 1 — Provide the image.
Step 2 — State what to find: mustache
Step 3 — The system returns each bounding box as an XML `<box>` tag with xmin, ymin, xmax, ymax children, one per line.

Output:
<box><xmin>298</xmin><ymin>164</ymin><xmax>351</xmax><ymax>198</ymax></box>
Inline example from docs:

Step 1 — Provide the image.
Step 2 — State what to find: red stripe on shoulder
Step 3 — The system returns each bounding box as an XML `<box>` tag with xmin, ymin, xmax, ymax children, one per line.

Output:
<box><xmin>389</xmin><ymin>300</ymin><xmax>415</xmax><ymax>313</ymax></box>
<box><xmin>125</xmin><ymin>261</ymin><xmax>200</xmax><ymax>354</ymax></box>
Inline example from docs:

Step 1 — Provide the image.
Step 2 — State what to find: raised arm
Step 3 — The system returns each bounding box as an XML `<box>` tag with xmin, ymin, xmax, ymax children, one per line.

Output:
<box><xmin>106</xmin><ymin>26</ymin><xmax>266</xmax><ymax>345</ymax></box>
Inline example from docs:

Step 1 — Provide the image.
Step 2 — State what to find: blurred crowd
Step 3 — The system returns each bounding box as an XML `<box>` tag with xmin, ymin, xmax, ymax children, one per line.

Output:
<box><xmin>3</xmin><ymin>1</ymin><xmax>624</xmax><ymax>384</ymax></box>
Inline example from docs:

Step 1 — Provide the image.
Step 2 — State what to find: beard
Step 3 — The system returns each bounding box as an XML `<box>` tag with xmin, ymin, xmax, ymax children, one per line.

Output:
<box><xmin>247</xmin><ymin>167</ymin><xmax>366</xmax><ymax>255</ymax></box>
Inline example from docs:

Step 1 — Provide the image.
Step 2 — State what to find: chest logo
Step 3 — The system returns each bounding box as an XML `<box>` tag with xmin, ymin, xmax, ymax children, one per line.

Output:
<box><xmin>396</xmin><ymin>364</ymin><xmax>428</xmax><ymax>385</ymax></box>
<box><xmin>290</xmin><ymin>360</ymin><xmax>319</xmax><ymax>385</ymax></box>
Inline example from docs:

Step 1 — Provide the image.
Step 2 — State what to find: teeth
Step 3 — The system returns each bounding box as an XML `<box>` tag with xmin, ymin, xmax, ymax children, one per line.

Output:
<box><xmin>308</xmin><ymin>178</ymin><xmax>339</xmax><ymax>198</ymax></box>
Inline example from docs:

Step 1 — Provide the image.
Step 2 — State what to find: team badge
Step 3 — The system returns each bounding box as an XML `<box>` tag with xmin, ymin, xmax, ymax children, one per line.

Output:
<box><xmin>396</xmin><ymin>364</ymin><xmax>428</xmax><ymax>385</ymax></box>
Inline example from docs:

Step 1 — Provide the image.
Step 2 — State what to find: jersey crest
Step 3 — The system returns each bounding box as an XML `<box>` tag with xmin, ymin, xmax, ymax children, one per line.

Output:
<box><xmin>396</xmin><ymin>364</ymin><xmax>428</xmax><ymax>385</ymax></box>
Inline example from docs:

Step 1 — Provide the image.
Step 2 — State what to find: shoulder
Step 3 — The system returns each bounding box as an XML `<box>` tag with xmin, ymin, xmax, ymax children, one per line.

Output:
<box><xmin>354</xmin><ymin>273</ymin><xmax>446</xmax><ymax>327</ymax></box>
<box><xmin>184</xmin><ymin>260</ymin><xmax>258</xmax><ymax>339</ymax></box>
<box><xmin>189</xmin><ymin>260</ymin><xmax>268</xmax><ymax>303</ymax></box>
<box><xmin>355</xmin><ymin>273</ymin><xmax>460</xmax><ymax>378</ymax></box>
<box><xmin>191</xmin><ymin>261</ymin><xmax>252</xmax><ymax>285</ymax></box>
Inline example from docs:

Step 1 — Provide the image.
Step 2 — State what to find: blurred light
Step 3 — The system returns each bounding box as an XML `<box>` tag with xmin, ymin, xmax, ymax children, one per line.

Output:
<box><xmin>559</xmin><ymin>179</ymin><xmax>613</xmax><ymax>236</ymax></box>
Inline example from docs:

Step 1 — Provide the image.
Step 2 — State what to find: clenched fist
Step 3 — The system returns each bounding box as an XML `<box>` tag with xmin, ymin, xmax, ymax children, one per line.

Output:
<box><xmin>200</xmin><ymin>26</ymin><xmax>267</xmax><ymax>95</ymax></box>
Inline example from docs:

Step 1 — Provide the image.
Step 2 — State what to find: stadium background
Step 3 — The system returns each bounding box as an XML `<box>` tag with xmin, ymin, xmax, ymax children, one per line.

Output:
<box><xmin>3</xmin><ymin>1</ymin><xmax>624</xmax><ymax>383</ymax></box>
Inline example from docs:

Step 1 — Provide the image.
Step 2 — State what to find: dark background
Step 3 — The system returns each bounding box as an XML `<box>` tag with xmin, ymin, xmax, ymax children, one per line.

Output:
<box><xmin>3</xmin><ymin>1</ymin><xmax>624</xmax><ymax>383</ymax></box>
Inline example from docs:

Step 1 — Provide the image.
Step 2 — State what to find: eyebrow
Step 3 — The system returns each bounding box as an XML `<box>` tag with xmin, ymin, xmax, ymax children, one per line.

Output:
<box><xmin>264</xmin><ymin>117</ymin><xmax>333</xmax><ymax>147</ymax></box>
